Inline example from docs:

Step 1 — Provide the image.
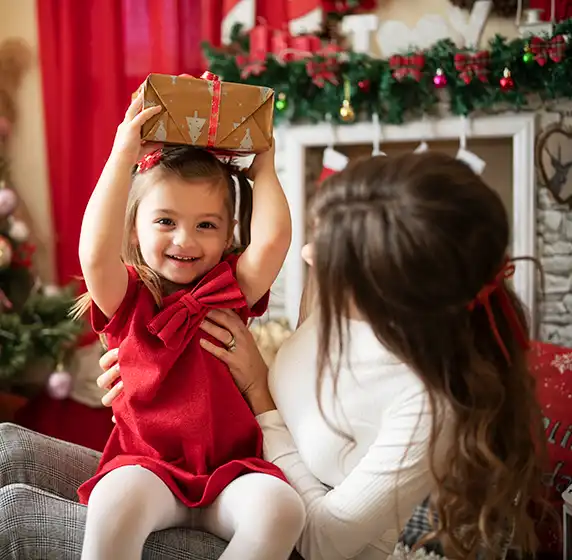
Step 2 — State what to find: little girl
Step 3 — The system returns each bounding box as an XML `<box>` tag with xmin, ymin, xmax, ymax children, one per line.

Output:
<box><xmin>74</xmin><ymin>91</ymin><xmax>304</xmax><ymax>560</ymax></box>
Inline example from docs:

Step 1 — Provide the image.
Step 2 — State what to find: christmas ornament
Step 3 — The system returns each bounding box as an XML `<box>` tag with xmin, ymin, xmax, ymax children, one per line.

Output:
<box><xmin>8</xmin><ymin>218</ymin><xmax>29</xmax><ymax>242</ymax></box>
<box><xmin>358</xmin><ymin>80</ymin><xmax>370</xmax><ymax>92</ymax></box>
<box><xmin>389</xmin><ymin>54</ymin><xmax>425</xmax><ymax>82</ymax></box>
<box><xmin>43</xmin><ymin>284</ymin><xmax>61</xmax><ymax>297</ymax></box>
<box><xmin>339</xmin><ymin>79</ymin><xmax>355</xmax><ymax>123</ymax></box>
<box><xmin>12</xmin><ymin>241</ymin><xmax>35</xmax><ymax>268</ymax></box>
<box><xmin>306</xmin><ymin>44</ymin><xmax>341</xmax><ymax>88</ymax></box>
<box><xmin>46</xmin><ymin>364</ymin><xmax>73</xmax><ymax>400</ymax></box>
<box><xmin>275</xmin><ymin>92</ymin><xmax>288</xmax><ymax>112</ymax></box>
<box><xmin>433</xmin><ymin>68</ymin><xmax>447</xmax><ymax>88</ymax></box>
<box><xmin>523</xmin><ymin>44</ymin><xmax>534</xmax><ymax>64</ymax></box>
<box><xmin>530</xmin><ymin>35</ymin><xmax>566</xmax><ymax>66</ymax></box>
<box><xmin>454</xmin><ymin>51</ymin><xmax>490</xmax><ymax>84</ymax></box>
<box><xmin>0</xmin><ymin>116</ymin><xmax>11</xmax><ymax>139</ymax></box>
<box><xmin>500</xmin><ymin>68</ymin><xmax>514</xmax><ymax>91</ymax></box>
<box><xmin>0</xmin><ymin>185</ymin><xmax>18</xmax><ymax>217</ymax></box>
<box><xmin>0</xmin><ymin>235</ymin><xmax>13</xmax><ymax>268</ymax></box>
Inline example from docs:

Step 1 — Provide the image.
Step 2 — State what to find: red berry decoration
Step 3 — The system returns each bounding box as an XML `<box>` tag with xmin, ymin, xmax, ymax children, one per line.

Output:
<box><xmin>500</xmin><ymin>68</ymin><xmax>514</xmax><ymax>91</ymax></box>
<box><xmin>358</xmin><ymin>79</ymin><xmax>370</xmax><ymax>92</ymax></box>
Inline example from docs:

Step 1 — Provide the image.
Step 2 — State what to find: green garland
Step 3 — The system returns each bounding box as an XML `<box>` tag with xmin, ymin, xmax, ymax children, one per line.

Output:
<box><xmin>203</xmin><ymin>20</ymin><xmax>572</xmax><ymax>125</ymax></box>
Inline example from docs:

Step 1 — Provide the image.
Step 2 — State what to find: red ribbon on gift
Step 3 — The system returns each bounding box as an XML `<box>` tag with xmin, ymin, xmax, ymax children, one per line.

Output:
<box><xmin>306</xmin><ymin>44</ymin><xmax>341</xmax><ymax>87</ymax></box>
<box><xmin>389</xmin><ymin>54</ymin><xmax>425</xmax><ymax>82</ymax></box>
<box><xmin>454</xmin><ymin>51</ymin><xmax>490</xmax><ymax>84</ymax></box>
<box><xmin>180</xmin><ymin>72</ymin><xmax>222</xmax><ymax>148</ymax></box>
<box><xmin>530</xmin><ymin>35</ymin><xmax>566</xmax><ymax>66</ymax></box>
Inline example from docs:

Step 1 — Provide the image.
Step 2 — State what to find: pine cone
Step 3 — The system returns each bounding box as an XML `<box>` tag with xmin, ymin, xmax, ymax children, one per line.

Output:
<box><xmin>448</xmin><ymin>0</ymin><xmax>518</xmax><ymax>18</ymax></box>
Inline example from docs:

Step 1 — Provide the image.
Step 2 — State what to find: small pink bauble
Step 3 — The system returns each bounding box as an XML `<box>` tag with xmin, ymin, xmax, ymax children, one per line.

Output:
<box><xmin>433</xmin><ymin>69</ymin><xmax>447</xmax><ymax>89</ymax></box>
<box><xmin>0</xmin><ymin>117</ymin><xmax>11</xmax><ymax>139</ymax></box>
<box><xmin>47</xmin><ymin>370</ymin><xmax>73</xmax><ymax>400</ymax></box>
<box><xmin>0</xmin><ymin>188</ymin><xmax>18</xmax><ymax>217</ymax></box>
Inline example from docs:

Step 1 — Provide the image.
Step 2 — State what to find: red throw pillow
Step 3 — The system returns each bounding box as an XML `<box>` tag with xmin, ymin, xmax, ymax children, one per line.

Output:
<box><xmin>529</xmin><ymin>340</ymin><xmax>572</xmax><ymax>555</ymax></box>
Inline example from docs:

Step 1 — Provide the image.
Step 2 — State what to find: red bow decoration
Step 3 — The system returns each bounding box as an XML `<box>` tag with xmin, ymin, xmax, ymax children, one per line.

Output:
<box><xmin>454</xmin><ymin>51</ymin><xmax>490</xmax><ymax>84</ymax></box>
<box><xmin>389</xmin><ymin>54</ymin><xmax>425</xmax><ymax>82</ymax></box>
<box><xmin>467</xmin><ymin>259</ymin><xmax>529</xmax><ymax>364</ymax></box>
<box><xmin>137</xmin><ymin>149</ymin><xmax>162</xmax><ymax>173</ymax></box>
<box><xmin>147</xmin><ymin>263</ymin><xmax>246</xmax><ymax>350</ymax></box>
<box><xmin>306</xmin><ymin>44</ymin><xmax>341</xmax><ymax>87</ymax></box>
<box><xmin>236</xmin><ymin>55</ymin><xmax>267</xmax><ymax>79</ymax></box>
<box><xmin>12</xmin><ymin>242</ymin><xmax>35</xmax><ymax>269</ymax></box>
<box><xmin>530</xmin><ymin>35</ymin><xmax>567</xmax><ymax>66</ymax></box>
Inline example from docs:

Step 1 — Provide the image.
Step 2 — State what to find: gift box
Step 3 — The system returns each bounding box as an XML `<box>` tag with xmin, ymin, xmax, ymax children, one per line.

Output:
<box><xmin>138</xmin><ymin>73</ymin><xmax>274</xmax><ymax>154</ymax></box>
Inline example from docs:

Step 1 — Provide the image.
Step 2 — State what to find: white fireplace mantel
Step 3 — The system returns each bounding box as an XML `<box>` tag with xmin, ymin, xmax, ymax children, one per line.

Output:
<box><xmin>277</xmin><ymin>114</ymin><xmax>537</xmax><ymax>332</ymax></box>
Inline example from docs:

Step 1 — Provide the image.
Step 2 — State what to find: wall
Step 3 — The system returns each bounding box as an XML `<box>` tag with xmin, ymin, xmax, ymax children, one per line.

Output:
<box><xmin>0</xmin><ymin>0</ymin><xmax>53</xmax><ymax>282</ymax></box>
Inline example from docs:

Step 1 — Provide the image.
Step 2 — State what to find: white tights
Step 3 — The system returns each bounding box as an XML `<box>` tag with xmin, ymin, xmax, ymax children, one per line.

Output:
<box><xmin>81</xmin><ymin>465</ymin><xmax>306</xmax><ymax>560</ymax></box>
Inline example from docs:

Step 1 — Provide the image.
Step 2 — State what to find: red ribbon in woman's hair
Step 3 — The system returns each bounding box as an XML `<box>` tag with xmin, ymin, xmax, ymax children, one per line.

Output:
<box><xmin>467</xmin><ymin>259</ymin><xmax>529</xmax><ymax>364</ymax></box>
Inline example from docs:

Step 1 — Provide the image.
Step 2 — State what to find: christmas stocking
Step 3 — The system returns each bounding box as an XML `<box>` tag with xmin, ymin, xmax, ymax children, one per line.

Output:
<box><xmin>318</xmin><ymin>147</ymin><xmax>349</xmax><ymax>185</ymax></box>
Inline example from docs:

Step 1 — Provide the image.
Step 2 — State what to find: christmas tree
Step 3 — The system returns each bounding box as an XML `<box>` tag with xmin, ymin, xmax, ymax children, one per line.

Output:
<box><xmin>0</xmin><ymin>38</ymin><xmax>82</xmax><ymax>389</ymax></box>
<box><xmin>0</xmin><ymin>159</ymin><xmax>82</xmax><ymax>387</ymax></box>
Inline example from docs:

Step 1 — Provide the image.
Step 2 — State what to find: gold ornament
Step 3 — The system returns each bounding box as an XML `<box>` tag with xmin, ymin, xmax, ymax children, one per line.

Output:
<box><xmin>339</xmin><ymin>100</ymin><xmax>355</xmax><ymax>122</ymax></box>
<box><xmin>339</xmin><ymin>78</ymin><xmax>355</xmax><ymax>122</ymax></box>
<box><xmin>0</xmin><ymin>235</ymin><xmax>12</xmax><ymax>268</ymax></box>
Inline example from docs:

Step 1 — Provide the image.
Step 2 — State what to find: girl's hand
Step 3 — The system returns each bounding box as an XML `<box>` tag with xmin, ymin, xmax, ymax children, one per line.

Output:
<box><xmin>245</xmin><ymin>137</ymin><xmax>276</xmax><ymax>181</ymax></box>
<box><xmin>199</xmin><ymin>309</ymin><xmax>276</xmax><ymax>414</ymax></box>
<box><xmin>111</xmin><ymin>90</ymin><xmax>162</xmax><ymax>164</ymax></box>
<box><xmin>97</xmin><ymin>348</ymin><xmax>123</xmax><ymax>415</ymax></box>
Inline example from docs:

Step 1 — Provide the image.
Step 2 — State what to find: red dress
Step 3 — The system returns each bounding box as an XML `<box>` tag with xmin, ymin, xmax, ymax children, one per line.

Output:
<box><xmin>77</xmin><ymin>255</ymin><xmax>286</xmax><ymax>506</ymax></box>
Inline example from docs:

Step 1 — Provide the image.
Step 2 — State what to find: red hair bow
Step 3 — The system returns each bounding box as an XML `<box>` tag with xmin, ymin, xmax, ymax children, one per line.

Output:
<box><xmin>468</xmin><ymin>259</ymin><xmax>529</xmax><ymax>363</ymax></box>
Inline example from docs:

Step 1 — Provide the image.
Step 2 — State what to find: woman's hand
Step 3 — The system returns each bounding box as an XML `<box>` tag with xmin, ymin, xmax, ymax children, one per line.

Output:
<box><xmin>199</xmin><ymin>309</ymin><xmax>276</xmax><ymax>415</ymax></box>
<box><xmin>97</xmin><ymin>348</ymin><xmax>123</xmax><ymax>415</ymax></box>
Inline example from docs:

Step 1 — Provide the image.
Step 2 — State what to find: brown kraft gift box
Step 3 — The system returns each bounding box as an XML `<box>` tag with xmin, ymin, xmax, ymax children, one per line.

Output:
<box><xmin>138</xmin><ymin>73</ymin><xmax>274</xmax><ymax>154</ymax></box>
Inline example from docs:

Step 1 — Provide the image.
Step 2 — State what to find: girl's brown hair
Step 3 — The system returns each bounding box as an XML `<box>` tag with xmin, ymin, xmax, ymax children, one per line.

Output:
<box><xmin>312</xmin><ymin>152</ymin><xmax>547</xmax><ymax>558</ymax></box>
<box><xmin>71</xmin><ymin>146</ymin><xmax>252</xmax><ymax>319</ymax></box>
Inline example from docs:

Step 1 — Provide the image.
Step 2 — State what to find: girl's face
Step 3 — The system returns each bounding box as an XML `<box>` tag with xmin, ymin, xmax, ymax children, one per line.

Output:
<box><xmin>134</xmin><ymin>175</ymin><xmax>234</xmax><ymax>286</ymax></box>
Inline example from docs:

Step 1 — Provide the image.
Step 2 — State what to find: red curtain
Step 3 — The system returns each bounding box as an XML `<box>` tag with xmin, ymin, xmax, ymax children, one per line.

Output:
<box><xmin>37</xmin><ymin>0</ymin><xmax>222</xmax><ymax>285</ymax></box>
<box><xmin>529</xmin><ymin>0</ymin><xmax>572</xmax><ymax>21</ymax></box>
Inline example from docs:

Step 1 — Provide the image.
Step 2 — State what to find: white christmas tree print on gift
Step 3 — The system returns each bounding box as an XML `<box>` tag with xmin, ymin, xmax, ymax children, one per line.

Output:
<box><xmin>240</xmin><ymin>128</ymin><xmax>253</xmax><ymax>151</ymax></box>
<box><xmin>153</xmin><ymin>117</ymin><xmax>167</xmax><ymax>142</ymax></box>
<box><xmin>186</xmin><ymin>111</ymin><xmax>206</xmax><ymax>144</ymax></box>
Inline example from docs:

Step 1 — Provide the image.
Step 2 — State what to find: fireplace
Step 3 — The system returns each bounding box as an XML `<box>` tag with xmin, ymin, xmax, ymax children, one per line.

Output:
<box><xmin>270</xmin><ymin>114</ymin><xmax>540</xmax><ymax>335</ymax></box>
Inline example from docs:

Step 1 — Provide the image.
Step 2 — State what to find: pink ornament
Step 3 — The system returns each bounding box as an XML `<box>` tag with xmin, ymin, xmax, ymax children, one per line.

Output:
<box><xmin>0</xmin><ymin>117</ymin><xmax>11</xmax><ymax>139</ymax></box>
<box><xmin>47</xmin><ymin>369</ymin><xmax>73</xmax><ymax>400</ymax></box>
<box><xmin>0</xmin><ymin>187</ymin><xmax>18</xmax><ymax>217</ymax></box>
<box><xmin>433</xmin><ymin>68</ymin><xmax>447</xmax><ymax>88</ymax></box>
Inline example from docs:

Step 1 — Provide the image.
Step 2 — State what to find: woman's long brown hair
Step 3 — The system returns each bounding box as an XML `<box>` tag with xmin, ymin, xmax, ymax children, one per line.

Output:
<box><xmin>311</xmin><ymin>152</ymin><xmax>548</xmax><ymax>558</ymax></box>
<box><xmin>70</xmin><ymin>146</ymin><xmax>252</xmax><ymax>319</ymax></box>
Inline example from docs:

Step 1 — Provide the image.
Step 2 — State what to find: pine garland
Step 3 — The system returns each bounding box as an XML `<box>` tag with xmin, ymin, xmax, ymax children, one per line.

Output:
<box><xmin>203</xmin><ymin>19</ymin><xmax>572</xmax><ymax>125</ymax></box>
<box><xmin>0</xmin><ymin>285</ymin><xmax>82</xmax><ymax>381</ymax></box>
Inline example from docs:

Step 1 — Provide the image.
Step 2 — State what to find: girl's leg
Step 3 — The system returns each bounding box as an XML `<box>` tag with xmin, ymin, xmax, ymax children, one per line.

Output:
<box><xmin>0</xmin><ymin>422</ymin><xmax>100</xmax><ymax>500</ymax></box>
<box><xmin>81</xmin><ymin>465</ymin><xmax>193</xmax><ymax>560</ymax></box>
<box><xmin>0</xmin><ymin>482</ymin><xmax>228</xmax><ymax>560</ymax></box>
<box><xmin>201</xmin><ymin>473</ymin><xmax>305</xmax><ymax>560</ymax></box>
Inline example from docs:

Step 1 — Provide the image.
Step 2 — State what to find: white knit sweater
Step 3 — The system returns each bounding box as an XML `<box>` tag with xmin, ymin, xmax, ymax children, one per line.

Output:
<box><xmin>256</xmin><ymin>313</ymin><xmax>452</xmax><ymax>560</ymax></box>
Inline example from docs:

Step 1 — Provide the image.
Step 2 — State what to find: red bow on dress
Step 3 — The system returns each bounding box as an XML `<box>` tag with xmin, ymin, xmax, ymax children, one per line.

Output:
<box><xmin>148</xmin><ymin>263</ymin><xmax>246</xmax><ymax>350</ymax></box>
